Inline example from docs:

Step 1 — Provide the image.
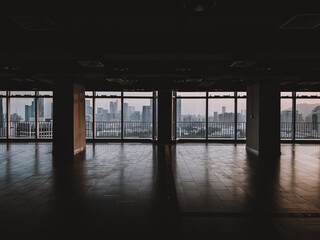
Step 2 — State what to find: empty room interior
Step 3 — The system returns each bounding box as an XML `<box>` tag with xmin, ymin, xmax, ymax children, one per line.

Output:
<box><xmin>1</xmin><ymin>1</ymin><xmax>320</xmax><ymax>239</ymax></box>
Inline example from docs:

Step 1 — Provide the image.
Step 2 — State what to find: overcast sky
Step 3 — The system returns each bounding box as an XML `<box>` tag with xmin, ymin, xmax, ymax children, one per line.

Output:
<box><xmin>4</xmin><ymin>92</ymin><xmax>320</xmax><ymax>120</ymax></box>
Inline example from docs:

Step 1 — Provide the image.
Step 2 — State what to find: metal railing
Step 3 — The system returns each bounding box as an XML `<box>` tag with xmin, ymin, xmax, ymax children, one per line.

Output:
<box><xmin>176</xmin><ymin>121</ymin><xmax>206</xmax><ymax>138</ymax></box>
<box><xmin>0</xmin><ymin>121</ymin><xmax>53</xmax><ymax>138</ymax></box>
<box><xmin>10</xmin><ymin>121</ymin><xmax>36</xmax><ymax>138</ymax></box>
<box><xmin>176</xmin><ymin>122</ymin><xmax>246</xmax><ymax>139</ymax></box>
<box><xmin>96</xmin><ymin>121</ymin><xmax>121</xmax><ymax>138</ymax></box>
<box><xmin>124</xmin><ymin>121</ymin><xmax>152</xmax><ymax>138</ymax></box>
<box><xmin>0</xmin><ymin>120</ymin><xmax>7</xmax><ymax>138</ymax></box>
<box><xmin>281</xmin><ymin>122</ymin><xmax>320</xmax><ymax>139</ymax></box>
<box><xmin>296</xmin><ymin>122</ymin><xmax>320</xmax><ymax>139</ymax></box>
<box><xmin>86</xmin><ymin>121</ymin><xmax>153</xmax><ymax>138</ymax></box>
<box><xmin>38</xmin><ymin>121</ymin><xmax>53</xmax><ymax>138</ymax></box>
<box><xmin>280</xmin><ymin>122</ymin><xmax>293</xmax><ymax>139</ymax></box>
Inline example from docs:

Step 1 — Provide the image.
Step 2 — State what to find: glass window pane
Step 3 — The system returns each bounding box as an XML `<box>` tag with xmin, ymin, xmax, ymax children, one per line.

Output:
<box><xmin>281</xmin><ymin>99</ymin><xmax>293</xmax><ymax>139</ymax></box>
<box><xmin>10</xmin><ymin>98</ymin><xmax>36</xmax><ymax>138</ymax></box>
<box><xmin>208</xmin><ymin>99</ymin><xmax>234</xmax><ymax>138</ymax></box>
<box><xmin>39</xmin><ymin>91</ymin><xmax>53</xmax><ymax>96</ymax></box>
<box><xmin>209</xmin><ymin>92</ymin><xmax>234</xmax><ymax>97</ymax></box>
<box><xmin>281</xmin><ymin>92</ymin><xmax>292</xmax><ymax>97</ymax></box>
<box><xmin>0</xmin><ymin>98</ymin><xmax>6</xmax><ymax>138</ymax></box>
<box><xmin>123</xmin><ymin>98</ymin><xmax>153</xmax><ymax>138</ymax></box>
<box><xmin>38</xmin><ymin>98</ymin><xmax>53</xmax><ymax>139</ymax></box>
<box><xmin>237</xmin><ymin>98</ymin><xmax>246</xmax><ymax>139</ymax></box>
<box><xmin>176</xmin><ymin>99</ymin><xmax>206</xmax><ymax>138</ymax></box>
<box><xmin>85</xmin><ymin>91</ymin><xmax>93</xmax><ymax>96</ymax></box>
<box><xmin>0</xmin><ymin>91</ymin><xmax>6</xmax><ymax>96</ymax></box>
<box><xmin>10</xmin><ymin>91</ymin><xmax>35</xmax><ymax>96</ymax></box>
<box><xmin>96</xmin><ymin>92</ymin><xmax>121</xmax><ymax>97</ymax></box>
<box><xmin>123</xmin><ymin>92</ymin><xmax>153</xmax><ymax>97</ymax></box>
<box><xmin>296</xmin><ymin>98</ymin><xmax>320</xmax><ymax>139</ymax></box>
<box><xmin>177</xmin><ymin>92</ymin><xmax>206</xmax><ymax>97</ymax></box>
<box><xmin>296</xmin><ymin>92</ymin><xmax>320</xmax><ymax>98</ymax></box>
<box><xmin>95</xmin><ymin>98</ymin><xmax>121</xmax><ymax>138</ymax></box>
<box><xmin>85</xmin><ymin>98</ymin><xmax>93</xmax><ymax>138</ymax></box>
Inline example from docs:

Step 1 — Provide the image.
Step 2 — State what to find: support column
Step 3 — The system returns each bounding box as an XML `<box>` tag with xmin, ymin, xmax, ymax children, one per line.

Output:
<box><xmin>53</xmin><ymin>81</ymin><xmax>86</xmax><ymax>164</ymax></box>
<box><xmin>246</xmin><ymin>82</ymin><xmax>280</xmax><ymax>157</ymax></box>
<box><xmin>158</xmin><ymin>90</ymin><xmax>173</xmax><ymax>144</ymax></box>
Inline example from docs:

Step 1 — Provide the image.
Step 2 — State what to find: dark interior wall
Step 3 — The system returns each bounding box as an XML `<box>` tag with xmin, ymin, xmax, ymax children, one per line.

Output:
<box><xmin>53</xmin><ymin>81</ymin><xmax>86</xmax><ymax>163</ymax></box>
<box><xmin>259</xmin><ymin>82</ymin><xmax>280</xmax><ymax>156</ymax></box>
<box><xmin>246</xmin><ymin>83</ymin><xmax>260</xmax><ymax>152</ymax></box>
<box><xmin>246</xmin><ymin>82</ymin><xmax>280</xmax><ymax>156</ymax></box>
<box><xmin>53</xmin><ymin>81</ymin><xmax>74</xmax><ymax>162</ymax></box>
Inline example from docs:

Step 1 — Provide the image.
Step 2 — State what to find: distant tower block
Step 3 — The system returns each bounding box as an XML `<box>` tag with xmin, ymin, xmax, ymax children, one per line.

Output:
<box><xmin>222</xmin><ymin>106</ymin><xmax>226</xmax><ymax>114</ymax></box>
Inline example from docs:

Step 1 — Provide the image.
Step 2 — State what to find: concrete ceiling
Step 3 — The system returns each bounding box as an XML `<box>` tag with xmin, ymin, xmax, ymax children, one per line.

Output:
<box><xmin>0</xmin><ymin>0</ymin><xmax>320</xmax><ymax>91</ymax></box>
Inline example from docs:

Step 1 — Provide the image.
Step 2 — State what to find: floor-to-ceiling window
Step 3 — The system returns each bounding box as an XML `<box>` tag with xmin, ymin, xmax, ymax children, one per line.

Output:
<box><xmin>280</xmin><ymin>91</ymin><xmax>320</xmax><ymax>140</ymax></box>
<box><xmin>176</xmin><ymin>92</ymin><xmax>206</xmax><ymax>138</ymax></box>
<box><xmin>0</xmin><ymin>91</ymin><xmax>6</xmax><ymax>138</ymax></box>
<box><xmin>85</xmin><ymin>91</ymin><xmax>156</xmax><ymax>140</ymax></box>
<box><xmin>236</xmin><ymin>92</ymin><xmax>247</xmax><ymax>139</ymax></box>
<box><xmin>10</xmin><ymin>91</ymin><xmax>36</xmax><ymax>138</ymax></box>
<box><xmin>38</xmin><ymin>91</ymin><xmax>53</xmax><ymax>139</ymax></box>
<box><xmin>123</xmin><ymin>92</ymin><xmax>153</xmax><ymax>139</ymax></box>
<box><xmin>85</xmin><ymin>91</ymin><xmax>94</xmax><ymax>138</ymax></box>
<box><xmin>0</xmin><ymin>91</ymin><xmax>53</xmax><ymax>139</ymax></box>
<box><xmin>280</xmin><ymin>92</ymin><xmax>293</xmax><ymax>139</ymax></box>
<box><xmin>295</xmin><ymin>92</ymin><xmax>320</xmax><ymax>139</ymax></box>
<box><xmin>95</xmin><ymin>92</ymin><xmax>122</xmax><ymax>138</ymax></box>
<box><xmin>175</xmin><ymin>91</ymin><xmax>246</xmax><ymax>140</ymax></box>
<box><xmin>208</xmin><ymin>92</ymin><xmax>235</xmax><ymax>139</ymax></box>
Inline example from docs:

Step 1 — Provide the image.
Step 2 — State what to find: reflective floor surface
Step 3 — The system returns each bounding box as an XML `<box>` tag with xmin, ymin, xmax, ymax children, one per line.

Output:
<box><xmin>0</xmin><ymin>143</ymin><xmax>320</xmax><ymax>239</ymax></box>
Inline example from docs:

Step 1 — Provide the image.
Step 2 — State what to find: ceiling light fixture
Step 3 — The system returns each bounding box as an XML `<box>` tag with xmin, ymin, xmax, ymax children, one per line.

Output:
<box><xmin>183</xmin><ymin>0</ymin><xmax>216</xmax><ymax>12</ymax></box>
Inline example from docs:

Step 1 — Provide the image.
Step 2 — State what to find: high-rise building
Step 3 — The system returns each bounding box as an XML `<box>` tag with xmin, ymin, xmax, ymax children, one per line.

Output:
<box><xmin>222</xmin><ymin>106</ymin><xmax>226</xmax><ymax>114</ymax></box>
<box><xmin>176</xmin><ymin>99</ymin><xmax>181</xmax><ymax>122</ymax></box>
<box><xmin>123</xmin><ymin>103</ymin><xmax>129</xmax><ymax>121</ymax></box>
<box><xmin>51</xmin><ymin>102</ymin><xmax>53</xmax><ymax>120</ymax></box>
<box><xmin>142</xmin><ymin>106</ymin><xmax>152</xmax><ymax>122</ymax></box>
<box><xmin>85</xmin><ymin>100</ymin><xmax>93</xmax><ymax>116</ymax></box>
<box><xmin>25</xmin><ymin>105</ymin><xmax>32</xmax><ymax>122</ymax></box>
<box><xmin>213</xmin><ymin>112</ymin><xmax>218</xmax><ymax>122</ymax></box>
<box><xmin>38</xmin><ymin>98</ymin><xmax>44</xmax><ymax>118</ymax></box>
<box><xmin>0</xmin><ymin>98</ymin><xmax>3</xmax><ymax>130</ymax></box>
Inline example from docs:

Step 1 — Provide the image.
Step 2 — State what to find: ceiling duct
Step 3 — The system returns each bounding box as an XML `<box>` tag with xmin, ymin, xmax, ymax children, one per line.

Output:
<box><xmin>186</xmin><ymin>78</ymin><xmax>203</xmax><ymax>83</ymax></box>
<box><xmin>230</xmin><ymin>60</ymin><xmax>257</xmax><ymax>68</ymax></box>
<box><xmin>280</xmin><ymin>14</ymin><xmax>320</xmax><ymax>29</ymax></box>
<box><xmin>77</xmin><ymin>61</ymin><xmax>104</xmax><ymax>68</ymax></box>
<box><xmin>8</xmin><ymin>16</ymin><xmax>60</xmax><ymax>31</ymax></box>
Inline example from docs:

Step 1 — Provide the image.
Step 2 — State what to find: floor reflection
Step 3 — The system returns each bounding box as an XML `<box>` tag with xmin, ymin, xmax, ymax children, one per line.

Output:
<box><xmin>173</xmin><ymin>144</ymin><xmax>320</xmax><ymax>215</ymax></box>
<box><xmin>1</xmin><ymin>143</ymin><xmax>320</xmax><ymax>239</ymax></box>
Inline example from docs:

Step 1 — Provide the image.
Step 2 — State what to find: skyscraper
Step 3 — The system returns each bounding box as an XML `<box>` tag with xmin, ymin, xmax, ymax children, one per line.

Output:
<box><xmin>0</xmin><ymin>98</ymin><xmax>3</xmax><ymax>130</ymax></box>
<box><xmin>142</xmin><ymin>106</ymin><xmax>152</xmax><ymax>122</ymax></box>
<box><xmin>176</xmin><ymin>99</ymin><xmax>181</xmax><ymax>122</ymax></box>
<box><xmin>222</xmin><ymin>106</ymin><xmax>226</xmax><ymax>114</ymax></box>
<box><xmin>123</xmin><ymin>103</ymin><xmax>129</xmax><ymax>121</ymax></box>
<box><xmin>25</xmin><ymin>105</ymin><xmax>32</xmax><ymax>122</ymax></box>
<box><xmin>51</xmin><ymin>102</ymin><xmax>53</xmax><ymax>120</ymax></box>
<box><xmin>38</xmin><ymin>98</ymin><xmax>44</xmax><ymax>119</ymax></box>
<box><xmin>213</xmin><ymin>112</ymin><xmax>218</xmax><ymax>122</ymax></box>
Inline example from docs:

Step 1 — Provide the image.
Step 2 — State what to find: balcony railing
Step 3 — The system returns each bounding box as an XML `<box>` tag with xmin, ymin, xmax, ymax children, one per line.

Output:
<box><xmin>0</xmin><ymin>121</ymin><xmax>53</xmax><ymax>138</ymax></box>
<box><xmin>280</xmin><ymin>122</ymin><xmax>293</xmax><ymax>139</ymax></box>
<box><xmin>281</xmin><ymin>122</ymin><xmax>320</xmax><ymax>139</ymax></box>
<box><xmin>176</xmin><ymin>122</ymin><xmax>246</xmax><ymax>139</ymax></box>
<box><xmin>86</xmin><ymin>121</ymin><xmax>153</xmax><ymax>138</ymax></box>
<box><xmin>2</xmin><ymin>120</ymin><xmax>319</xmax><ymax>140</ymax></box>
<box><xmin>0</xmin><ymin>120</ymin><xmax>7</xmax><ymax>138</ymax></box>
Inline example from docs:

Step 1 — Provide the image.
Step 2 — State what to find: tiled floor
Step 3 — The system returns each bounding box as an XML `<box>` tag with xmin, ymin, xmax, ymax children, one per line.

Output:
<box><xmin>0</xmin><ymin>142</ymin><xmax>320</xmax><ymax>239</ymax></box>
<box><xmin>173</xmin><ymin>144</ymin><xmax>320</xmax><ymax>214</ymax></box>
